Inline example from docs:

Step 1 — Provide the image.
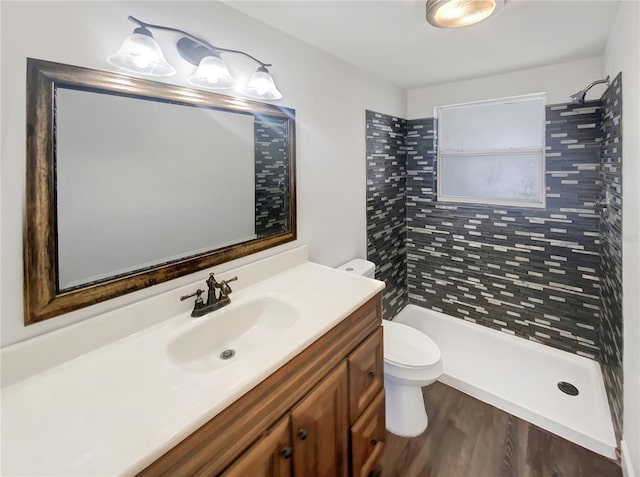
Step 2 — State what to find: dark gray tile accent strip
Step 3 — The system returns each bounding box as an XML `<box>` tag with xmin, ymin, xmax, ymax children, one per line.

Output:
<box><xmin>366</xmin><ymin>110</ymin><xmax>408</xmax><ymax>319</ymax></box>
<box><xmin>599</xmin><ymin>72</ymin><xmax>623</xmax><ymax>444</ymax></box>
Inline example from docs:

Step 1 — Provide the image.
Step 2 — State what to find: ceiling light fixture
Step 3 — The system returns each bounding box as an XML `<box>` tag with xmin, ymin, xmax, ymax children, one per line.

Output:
<box><xmin>426</xmin><ymin>0</ymin><xmax>506</xmax><ymax>28</ymax></box>
<box><xmin>108</xmin><ymin>16</ymin><xmax>283</xmax><ymax>100</ymax></box>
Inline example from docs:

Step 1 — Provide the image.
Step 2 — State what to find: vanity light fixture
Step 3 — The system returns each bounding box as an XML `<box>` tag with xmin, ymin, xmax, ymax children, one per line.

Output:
<box><xmin>108</xmin><ymin>16</ymin><xmax>283</xmax><ymax>100</ymax></box>
<box><xmin>425</xmin><ymin>0</ymin><xmax>506</xmax><ymax>28</ymax></box>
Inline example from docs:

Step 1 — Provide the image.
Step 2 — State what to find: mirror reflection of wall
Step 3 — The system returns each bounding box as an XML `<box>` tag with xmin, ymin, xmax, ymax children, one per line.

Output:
<box><xmin>255</xmin><ymin>116</ymin><xmax>290</xmax><ymax>237</ymax></box>
<box><xmin>56</xmin><ymin>87</ymin><xmax>288</xmax><ymax>290</ymax></box>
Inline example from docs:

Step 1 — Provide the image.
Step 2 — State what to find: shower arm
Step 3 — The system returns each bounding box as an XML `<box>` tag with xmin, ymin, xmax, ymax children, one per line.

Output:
<box><xmin>583</xmin><ymin>76</ymin><xmax>610</xmax><ymax>95</ymax></box>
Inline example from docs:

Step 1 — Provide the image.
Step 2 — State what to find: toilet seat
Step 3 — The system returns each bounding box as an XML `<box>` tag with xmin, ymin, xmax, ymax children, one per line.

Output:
<box><xmin>382</xmin><ymin>320</ymin><xmax>441</xmax><ymax>368</ymax></box>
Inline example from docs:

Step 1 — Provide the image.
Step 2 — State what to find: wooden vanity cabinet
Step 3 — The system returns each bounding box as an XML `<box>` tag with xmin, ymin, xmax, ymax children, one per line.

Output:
<box><xmin>139</xmin><ymin>294</ymin><xmax>383</xmax><ymax>477</ymax></box>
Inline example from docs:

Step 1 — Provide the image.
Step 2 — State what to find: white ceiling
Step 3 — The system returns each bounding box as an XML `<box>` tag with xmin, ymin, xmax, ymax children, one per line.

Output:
<box><xmin>224</xmin><ymin>0</ymin><xmax>621</xmax><ymax>89</ymax></box>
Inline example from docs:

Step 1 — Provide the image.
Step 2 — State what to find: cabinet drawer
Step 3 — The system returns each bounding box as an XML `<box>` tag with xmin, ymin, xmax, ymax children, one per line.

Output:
<box><xmin>221</xmin><ymin>416</ymin><xmax>292</xmax><ymax>477</ymax></box>
<box><xmin>351</xmin><ymin>390</ymin><xmax>385</xmax><ymax>477</ymax></box>
<box><xmin>348</xmin><ymin>327</ymin><xmax>383</xmax><ymax>424</ymax></box>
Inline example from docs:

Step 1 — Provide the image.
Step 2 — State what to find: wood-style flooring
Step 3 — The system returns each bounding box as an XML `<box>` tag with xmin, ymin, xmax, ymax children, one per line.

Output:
<box><xmin>378</xmin><ymin>382</ymin><xmax>621</xmax><ymax>477</ymax></box>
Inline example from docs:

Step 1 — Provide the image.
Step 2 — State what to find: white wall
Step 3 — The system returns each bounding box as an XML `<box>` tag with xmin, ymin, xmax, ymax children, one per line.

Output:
<box><xmin>407</xmin><ymin>57</ymin><xmax>604</xmax><ymax>118</ymax></box>
<box><xmin>602</xmin><ymin>2</ymin><xmax>640</xmax><ymax>475</ymax></box>
<box><xmin>0</xmin><ymin>1</ymin><xmax>406</xmax><ymax>346</ymax></box>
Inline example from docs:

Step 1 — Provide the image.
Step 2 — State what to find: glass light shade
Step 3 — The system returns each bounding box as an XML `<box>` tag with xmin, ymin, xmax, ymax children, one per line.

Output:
<box><xmin>188</xmin><ymin>55</ymin><xmax>235</xmax><ymax>89</ymax></box>
<box><xmin>426</xmin><ymin>0</ymin><xmax>505</xmax><ymax>28</ymax></box>
<box><xmin>244</xmin><ymin>67</ymin><xmax>283</xmax><ymax>100</ymax></box>
<box><xmin>107</xmin><ymin>31</ymin><xmax>176</xmax><ymax>77</ymax></box>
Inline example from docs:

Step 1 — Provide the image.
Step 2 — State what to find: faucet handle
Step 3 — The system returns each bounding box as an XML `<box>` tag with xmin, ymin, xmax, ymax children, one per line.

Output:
<box><xmin>219</xmin><ymin>276</ymin><xmax>238</xmax><ymax>297</ymax></box>
<box><xmin>180</xmin><ymin>289</ymin><xmax>205</xmax><ymax>302</ymax></box>
<box><xmin>180</xmin><ymin>289</ymin><xmax>207</xmax><ymax>317</ymax></box>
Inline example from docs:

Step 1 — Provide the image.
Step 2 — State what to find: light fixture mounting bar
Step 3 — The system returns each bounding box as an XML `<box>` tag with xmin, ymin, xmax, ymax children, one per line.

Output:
<box><xmin>127</xmin><ymin>16</ymin><xmax>271</xmax><ymax>67</ymax></box>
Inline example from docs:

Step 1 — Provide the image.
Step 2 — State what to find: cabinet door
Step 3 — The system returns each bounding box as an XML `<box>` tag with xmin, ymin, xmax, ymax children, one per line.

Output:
<box><xmin>351</xmin><ymin>390</ymin><xmax>386</xmax><ymax>477</ymax></box>
<box><xmin>221</xmin><ymin>416</ymin><xmax>292</xmax><ymax>477</ymax></box>
<box><xmin>348</xmin><ymin>327</ymin><xmax>384</xmax><ymax>424</ymax></box>
<box><xmin>291</xmin><ymin>361</ymin><xmax>349</xmax><ymax>477</ymax></box>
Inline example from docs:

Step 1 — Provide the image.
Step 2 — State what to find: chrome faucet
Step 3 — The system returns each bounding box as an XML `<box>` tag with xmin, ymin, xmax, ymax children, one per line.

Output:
<box><xmin>180</xmin><ymin>273</ymin><xmax>238</xmax><ymax>317</ymax></box>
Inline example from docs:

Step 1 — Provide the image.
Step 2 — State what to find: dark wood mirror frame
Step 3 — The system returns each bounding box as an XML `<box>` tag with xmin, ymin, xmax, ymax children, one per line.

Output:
<box><xmin>24</xmin><ymin>58</ymin><xmax>296</xmax><ymax>326</ymax></box>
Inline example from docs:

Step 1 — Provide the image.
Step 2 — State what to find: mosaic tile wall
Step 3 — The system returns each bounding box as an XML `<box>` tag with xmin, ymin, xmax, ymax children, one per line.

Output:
<box><xmin>255</xmin><ymin>117</ymin><xmax>289</xmax><ymax>237</ymax></box>
<box><xmin>366</xmin><ymin>110</ymin><xmax>408</xmax><ymax>319</ymax></box>
<box><xmin>405</xmin><ymin>103</ymin><xmax>604</xmax><ymax>357</ymax></box>
<box><xmin>599</xmin><ymin>73</ymin><xmax>623</xmax><ymax>444</ymax></box>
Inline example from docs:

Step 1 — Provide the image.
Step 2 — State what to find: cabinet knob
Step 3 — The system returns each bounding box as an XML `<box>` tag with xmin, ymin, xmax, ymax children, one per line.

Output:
<box><xmin>368</xmin><ymin>370</ymin><xmax>375</xmax><ymax>378</ymax></box>
<box><xmin>370</xmin><ymin>438</ymin><xmax>378</xmax><ymax>446</ymax></box>
<box><xmin>297</xmin><ymin>428</ymin><xmax>308</xmax><ymax>440</ymax></box>
<box><xmin>281</xmin><ymin>446</ymin><xmax>293</xmax><ymax>459</ymax></box>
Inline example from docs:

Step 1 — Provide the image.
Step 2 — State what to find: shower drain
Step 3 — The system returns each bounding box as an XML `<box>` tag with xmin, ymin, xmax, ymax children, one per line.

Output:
<box><xmin>220</xmin><ymin>349</ymin><xmax>236</xmax><ymax>360</ymax></box>
<box><xmin>557</xmin><ymin>381</ymin><xmax>579</xmax><ymax>396</ymax></box>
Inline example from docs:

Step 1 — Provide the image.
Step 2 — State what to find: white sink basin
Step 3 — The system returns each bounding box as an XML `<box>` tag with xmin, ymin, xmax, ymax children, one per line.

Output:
<box><xmin>166</xmin><ymin>295</ymin><xmax>300</xmax><ymax>373</ymax></box>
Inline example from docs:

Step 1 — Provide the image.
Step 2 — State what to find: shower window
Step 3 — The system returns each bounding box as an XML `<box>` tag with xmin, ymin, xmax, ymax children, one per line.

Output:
<box><xmin>436</xmin><ymin>93</ymin><xmax>546</xmax><ymax>208</ymax></box>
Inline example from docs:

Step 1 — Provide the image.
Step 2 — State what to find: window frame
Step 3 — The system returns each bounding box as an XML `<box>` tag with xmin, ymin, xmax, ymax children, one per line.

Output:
<box><xmin>435</xmin><ymin>93</ymin><xmax>547</xmax><ymax>209</ymax></box>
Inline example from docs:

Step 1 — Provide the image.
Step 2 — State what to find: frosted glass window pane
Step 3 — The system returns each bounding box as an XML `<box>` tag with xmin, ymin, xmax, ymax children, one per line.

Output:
<box><xmin>440</xmin><ymin>153</ymin><xmax>542</xmax><ymax>202</ymax></box>
<box><xmin>439</xmin><ymin>98</ymin><xmax>544</xmax><ymax>151</ymax></box>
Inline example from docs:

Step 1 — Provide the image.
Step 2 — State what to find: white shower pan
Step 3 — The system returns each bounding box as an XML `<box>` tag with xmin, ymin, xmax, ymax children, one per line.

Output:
<box><xmin>394</xmin><ymin>304</ymin><xmax>617</xmax><ymax>459</ymax></box>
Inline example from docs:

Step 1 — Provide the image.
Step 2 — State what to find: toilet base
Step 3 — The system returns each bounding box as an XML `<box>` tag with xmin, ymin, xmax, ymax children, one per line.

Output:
<box><xmin>384</xmin><ymin>376</ymin><xmax>430</xmax><ymax>438</ymax></box>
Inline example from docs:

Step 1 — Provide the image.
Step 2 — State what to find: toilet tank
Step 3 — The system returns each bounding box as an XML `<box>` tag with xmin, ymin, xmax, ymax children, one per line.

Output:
<box><xmin>337</xmin><ymin>259</ymin><xmax>376</xmax><ymax>279</ymax></box>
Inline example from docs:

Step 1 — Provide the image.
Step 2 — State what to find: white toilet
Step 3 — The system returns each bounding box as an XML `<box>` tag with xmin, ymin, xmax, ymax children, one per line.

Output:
<box><xmin>338</xmin><ymin>259</ymin><xmax>443</xmax><ymax>438</ymax></box>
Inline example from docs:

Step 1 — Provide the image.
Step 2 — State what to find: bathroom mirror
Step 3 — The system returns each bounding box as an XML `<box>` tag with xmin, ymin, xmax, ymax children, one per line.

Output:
<box><xmin>24</xmin><ymin>58</ymin><xmax>296</xmax><ymax>325</ymax></box>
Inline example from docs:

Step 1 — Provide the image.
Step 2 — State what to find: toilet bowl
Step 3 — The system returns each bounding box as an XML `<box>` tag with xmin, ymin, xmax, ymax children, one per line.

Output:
<box><xmin>382</xmin><ymin>319</ymin><xmax>442</xmax><ymax>437</ymax></box>
<box><xmin>337</xmin><ymin>259</ymin><xmax>443</xmax><ymax>438</ymax></box>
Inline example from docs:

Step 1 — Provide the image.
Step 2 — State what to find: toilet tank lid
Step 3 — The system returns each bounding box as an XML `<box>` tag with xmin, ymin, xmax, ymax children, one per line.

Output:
<box><xmin>337</xmin><ymin>259</ymin><xmax>375</xmax><ymax>277</ymax></box>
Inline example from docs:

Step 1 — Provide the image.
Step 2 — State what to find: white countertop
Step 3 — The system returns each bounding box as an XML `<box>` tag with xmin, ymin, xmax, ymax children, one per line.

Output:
<box><xmin>1</xmin><ymin>260</ymin><xmax>383</xmax><ymax>476</ymax></box>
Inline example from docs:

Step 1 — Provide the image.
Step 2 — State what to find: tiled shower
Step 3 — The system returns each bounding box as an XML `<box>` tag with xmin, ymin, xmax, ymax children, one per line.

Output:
<box><xmin>366</xmin><ymin>75</ymin><xmax>623</xmax><ymax>442</ymax></box>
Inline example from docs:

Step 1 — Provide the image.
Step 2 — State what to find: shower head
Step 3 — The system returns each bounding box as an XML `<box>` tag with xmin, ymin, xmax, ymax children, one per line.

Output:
<box><xmin>569</xmin><ymin>90</ymin><xmax>587</xmax><ymax>105</ymax></box>
<box><xmin>569</xmin><ymin>75</ymin><xmax>610</xmax><ymax>104</ymax></box>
